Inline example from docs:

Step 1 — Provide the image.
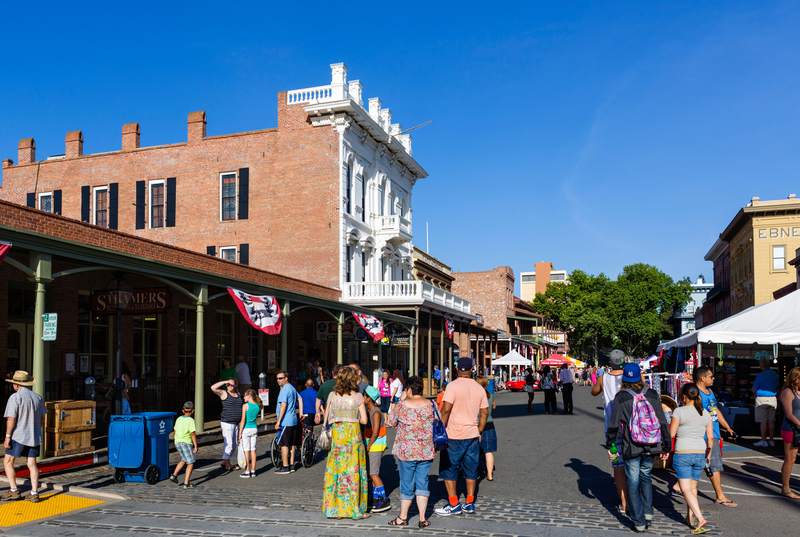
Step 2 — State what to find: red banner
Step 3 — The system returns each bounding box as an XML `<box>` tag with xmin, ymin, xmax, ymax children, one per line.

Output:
<box><xmin>351</xmin><ymin>312</ymin><xmax>385</xmax><ymax>343</ymax></box>
<box><xmin>444</xmin><ymin>317</ymin><xmax>454</xmax><ymax>339</ymax></box>
<box><xmin>0</xmin><ymin>241</ymin><xmax>10</xmax><ymax>266</ymax></box>
<box><xmin>228</xmin><ymin>287</ymin><xmax>282</xmax><ymax>335</ymax></box>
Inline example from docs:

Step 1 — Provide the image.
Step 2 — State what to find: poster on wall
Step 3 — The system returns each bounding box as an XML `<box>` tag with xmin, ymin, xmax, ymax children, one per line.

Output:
<box><xmin>268</xmin><ymin>350</ymin><xmax>277</xmax><ymax>370</ymax></box>
<box><xmin>316</xmin><ymin>320</ymin><xmax>369</xmax><ymax>341</ymax></box>
<box><xmin>79</xmin><ymin>355</ymin><xmax>90</xmax><ymax>373</ymax></box>
<box><xmin>65</xmin><ymin>353</ymin><xmax>76</xmax><ymax>373</ymax></box>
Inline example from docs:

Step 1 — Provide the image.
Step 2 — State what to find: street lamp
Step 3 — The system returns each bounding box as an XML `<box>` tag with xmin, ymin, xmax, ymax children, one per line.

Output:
<box><xmin>107</xmin><ymin>271</ymin><xmax>133</xmax><ymax>414</ymax></box>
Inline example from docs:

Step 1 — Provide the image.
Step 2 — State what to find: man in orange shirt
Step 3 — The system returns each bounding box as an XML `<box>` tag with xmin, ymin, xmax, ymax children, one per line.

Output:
<box><xmin>435</xmin><ymin>358</ymin><xmax>488</xmax><ymax>516</ymax></box>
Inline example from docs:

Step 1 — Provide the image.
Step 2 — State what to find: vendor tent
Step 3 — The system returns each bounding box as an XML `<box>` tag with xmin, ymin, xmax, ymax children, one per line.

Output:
<box><xmin>493</xmin><ymin>350</ymin><xmax>534</xmax><ymax>367</ymax></box>
<box><xmin>658</xmin><ymin>290</ymin><xmax>800</xmax><ymax>351</ymax></box>
<box><xmin>541</xmin><ymin>354</ymin><xmax>569</xmax><ymax>366</ymax></box>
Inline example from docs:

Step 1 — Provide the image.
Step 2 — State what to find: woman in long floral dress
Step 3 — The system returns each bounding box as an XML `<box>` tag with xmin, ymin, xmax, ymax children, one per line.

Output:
<box><xmin>323</xmin><ymin>366</ymin><xmax>370</xmax><ymax>519</ymax></box>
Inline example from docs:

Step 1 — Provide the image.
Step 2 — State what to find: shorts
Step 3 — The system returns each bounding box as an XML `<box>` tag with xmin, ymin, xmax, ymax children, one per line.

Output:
<box><xmin>303</xmin><ymin>414</ymin><xmax>315</xmax><ymax>429</ymax></box>
<box><xmin>380</xmin><ymin>397</ymin><xmax>391</xmax><ymax>414</ymax></box>
<box><xmin>392</xmin><ymin>396</ymin><xmax>401</xmax><ymax>405</ymax></box>
<box><xmin>610</xmin><ymin>442</ymin><xmax>624</xmax><ymax>469</ymax></box>
<box><xmin>480</xmin><ymin>425</ymin><xmax>497</xmax><ymax>453</ymax></box>
<box><xmin>367</xmin><ymin>450</ymin><xmax>384</xmax><ymax>476</ymax></box>
<box><xmin>175</xmin><ymin>442</ymin><xmax>196</xmax><ymax>464</ymax></box>
<box><xmin>241</xmin><ymin>428</ymin><xmax>258</xmax><ymax>451</ymax></box>
<box><xmin>781</xmin><ymin>429</ymin><xmax>794</xmax><ymax>443</ymax></box>
<box><xmin>439</xmin><ymin>437</ymin><xmax>480</xmax><ymax>481</ymax></box>
<box><xmin>5</xmin><ymin>440</ymin><xmax>39</xmax><ymax>459</ymax></box>
<box><xmin>673</xmin><ymin>453</ymin><xmax>705</xmax><ymax>480</ymax></box>
<box><xmin>755</xmin><ymin>397</ymin><xmax>777</xmax><ymax>423</ymax></box>
<box><xmin>708</xmin><ymin>438</ymin><xmax>723</xmax><ymax>473</ymax></box>
<box><xmin>278</xmin><ymin>424</ymin><xmax>302</xmax><ymax>448</ymax></box>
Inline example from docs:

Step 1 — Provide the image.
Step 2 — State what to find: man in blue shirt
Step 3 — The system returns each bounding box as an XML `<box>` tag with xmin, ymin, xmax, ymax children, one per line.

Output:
<box><xmin>275</xmin><ymin>371</ymin><xmax>301</xmax><ymax>474</ymax></box>
<box><xmin>434</xmin><ymin>365</ymin><xmax>441</xmax><ymax>391</ymax></box>
<box><xmin>751</xmin><ymin>357</ymin><xmax>779</xmax><ymax>447</ymax></box>
<box><xmin>299</xmin><ymin>379</ymin><xmax>318</xmax><ymax>430</ymax></box>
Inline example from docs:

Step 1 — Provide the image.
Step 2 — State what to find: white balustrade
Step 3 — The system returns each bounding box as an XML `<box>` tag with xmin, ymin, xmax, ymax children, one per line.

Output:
<box><xmin>287</xmin><ymin>85</ymin><xmax>335</xmax><ymax>105</ymax></box>
<box><xmin>342</xmin><ymin>280</ymin><xmax>470</xmax><ymax>314</ymax></box>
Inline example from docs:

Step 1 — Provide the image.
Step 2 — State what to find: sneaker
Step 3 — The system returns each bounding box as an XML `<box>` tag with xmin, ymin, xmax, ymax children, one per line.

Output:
<box><xmin>24</xmin><ymin>493</ymin><xmax>39</xmax><ymax>503</ymax></box>
<box><xmin>290</xmin><ymin>464</ymin><xmax>297</xmax><ymax>473</ymax></box>
<box><xmin>180</xmin><ymin>483</ymin><xmax>196</xmax><ymax>489</ymax></box>
<box><xmin>1</xmin><ymin>490</ymin><xmax>20</xmax><ymax>501</ymax></box>
<box><xmin>435</xmin><ymin>503</ymin><xmax>463</xmax><ymax>516</ymax></box>
<box><xmin>463</xmin><ymin>502</ymin><xmax>475</xmax><ymax>514</ymax></box>
<box><xmin>240</xmin><ymin>471</ymin><xmax>251</xmax><ymax>478</ymax></box>
<box><xmin>274</xmin><ymin>466</ymin><xmax>291</xmax><ymax>475</ymax></box>
<box><xmin>768</xmin><ymin>440</ymin><xmax>775</xmax><ymax>447</ymax></box>
<box><xmin>754</xmin><ymin>440</ymin><xmax>769</xmax><ymax>447</ymax></box>
<box><xmin>169</xmin><ymin>475</ymin><xmax>178</xmax><ymax>483</ymax></box>
<box><xmin>372</xmin><ymin>497</ymin><xmax>391</xmax><ymax>513</ymax></box>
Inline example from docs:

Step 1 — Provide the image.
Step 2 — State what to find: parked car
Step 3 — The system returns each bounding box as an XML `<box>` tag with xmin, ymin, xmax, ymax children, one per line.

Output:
<box><xmin>505</xmin><ymin>376</ymin><xmax>527</xmax><ymax>391</ymax></box>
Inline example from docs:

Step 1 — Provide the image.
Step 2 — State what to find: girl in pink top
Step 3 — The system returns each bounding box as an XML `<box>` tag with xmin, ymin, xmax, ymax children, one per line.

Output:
<box><xmin>379</xmin><ymin>370</ymin><xmax>392</xmax><ymax>419</ymax></box>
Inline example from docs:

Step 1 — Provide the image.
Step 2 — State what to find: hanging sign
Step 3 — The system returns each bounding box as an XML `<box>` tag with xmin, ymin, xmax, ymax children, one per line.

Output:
<box><xmin>444</xmin><ymin>317</ymin><xmax>454</xmax><ymax>339</ymax></box>
<box><xmin>92</xmin><ymin>288</ymin><xmax>171</xmax><ymax>314</ymax></box>
<box><xmin>42</xmin><ymin>313</ymin><xmax>58</xmax><ymax>341</ymax></box>
<box><xmin>228</xmin><ymin>287</ymin><xmax>282</xmax><ymax>335</ymax></box>
<box><xmin>351</xmin><ymin>312</ymin><xmax>385</xmax><ymax>343</ymax></box>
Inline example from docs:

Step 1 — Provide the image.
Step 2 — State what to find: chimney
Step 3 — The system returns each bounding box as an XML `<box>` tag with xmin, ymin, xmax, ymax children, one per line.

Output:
<box><xmin>789</xmin><ymin>194</ymin><xmax>797</xmax><ymax>200</ymax></box>
<box><xmin>348</xmin><ymin>80</ymin><xmax>363</xmax><ymax>106</ymax></box>
<box><xmin>17</xmin><ymin>138</ymin><xmax>35</xmax><ymax>165</ymax></box>
<box><xmin>330</xmin><ymin>63</ymin><xmax>348</xmax><ymax>100</ymax></box>
<box><xmin>2</xmin><ymin>159</ymin><xmax>12</xmax><ymax>168</ymax></box>
<box><xmin>122</xmin><ymin>123</ymin><xmax>140</xmax><ymax>150</ymax></box>
<box><xmin>368</xmin><ymin>98</ymin><xmax>382</xmax><ymax>122</ymax></box>
<box><xmin>187</xmin><ymin>111</ymin><xmax>206</xmax><ymax>144</ymax></box>
<box><xmin>65</xmin><ymin>131</ymin><xmax>83</xmax><ymax>158</ymax></box>
<box><xmin>750</xmin><ymin>196</ymin><xmax>760</xmax><ymax>206</ymax></box>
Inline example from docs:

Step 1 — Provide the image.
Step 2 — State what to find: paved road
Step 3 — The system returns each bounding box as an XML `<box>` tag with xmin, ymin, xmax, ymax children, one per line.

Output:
<box><xmin>5</xmin><ymin>386</ymin><xmax>800</xmax><ymax>535</ymax></box>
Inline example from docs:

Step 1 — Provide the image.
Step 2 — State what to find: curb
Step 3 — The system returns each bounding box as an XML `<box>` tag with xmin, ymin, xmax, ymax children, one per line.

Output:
<box><xmin>0</xmin><ymin>475</ymin><xmax>129</xmax><ymax>502</ymax></box>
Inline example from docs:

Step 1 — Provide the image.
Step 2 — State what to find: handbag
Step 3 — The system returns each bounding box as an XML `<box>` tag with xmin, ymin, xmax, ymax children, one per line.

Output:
<box><xmin>431</xmin><ymin>400</ymin><xmax>449</xmax><ymax>451</ymax></box>
<box><xmin>792</xmin><ymin>424</ymin><xmax>800</xmax><ymax>448</ymax></box>
<box><xmin>315</xmin><ymin>403</ymin><xmax>332</xmax><ymax>451</ymax></box>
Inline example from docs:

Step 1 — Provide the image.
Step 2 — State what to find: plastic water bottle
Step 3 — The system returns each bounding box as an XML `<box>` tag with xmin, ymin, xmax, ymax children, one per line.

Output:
<box><xmin>610</xmin><ymin>442</ymin><xmax>619</xmax><ymax>462</ymax></box>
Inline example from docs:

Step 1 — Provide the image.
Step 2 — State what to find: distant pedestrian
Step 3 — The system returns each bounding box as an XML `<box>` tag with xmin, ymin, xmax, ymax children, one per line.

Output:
<box><xmin>235</xmin><ymin>355</ymin><xmax>252</xmax><ymax>394</ymax></box>
<box><xmin>435</xmin><ymin>358</ymin><xmax>488</xmax><ymax>516</ymax></box>
<box><xmin>524</xmin><ymin>368</ymin><xmax>535</xmax><ymax>413</ymax></box>
<box><xmin>169</xmin><ymin>401</ymin><xmax>199</xmax><ymax>489</ymax></box>
<box><xmin>120</xmin><ymin>361</ymin><xmax>133</xmax><ymax>415</ymax></box>
<box><xmin>434</xmin><ymin>365</ymin><xmax>441</xmax><ymax>391</ymax></box>
<box><xmin>476</xmin><ymin>376</ymin><xmax>497</xmax><ymax>481</ymax></box>
<box><xmin>220</xmin><ymin>357</ymin><xmax>238</xmax><ymax>382</ymax></box>
<box><xmin>315</xmin><ymin>364</ymin><xmax>343</xmax><ymax>424</ymax></box>
<box><xmin>591</xmin><ymin>350</ymin><xmax>627</xmax><ymax>513</ymax></box>
<box><xmin>2</xmin><ymin>371</ymin><xmax>47</xmax><ymax>502</ymax></box>
<box><xmin>238</xmin><ymin>389</ymin><xmax>263</xmax><ymax>478</ymax></box>
<box><xmin>275</xmin><ymin>371</ymin><xmax>302</xmax><ymax>474</ymax></box>
<box><xmin>299</xmin><ymin>379</ymin><xmax>318</xmax><ymax>431</ymax></box>
<box><xmin>751</xmin><ymin>356</ymin><xmax>779</xmax><ymax>447</ymax></box>
<box><xmin>323</xmin><ymin>366</ymin><xmax>370</xmax><ymax>519</ymax></box>
<box><xmin>779</xmin><ymin>367</ymin><xmax>800</xmax><ymax>499</ymax></box>
<box><xmin>670</xmin><ymin>383</ymin><xmax>713</xmax><ymax>533</ymax></box>
<box><xmin>388</xmin><ymin>376</ymin><xmax>437</xmax><ymax>528</ymax></box>
<box><xmin>379</xmin><ymin>370</ymin><xmax>392</xmax><ymax>420</ymax></box>
<box><xmin>606</xmin><ymin>363</ymin><xmax>670</xmax><ymax>533</ymax></box>
<box><xmin>591</xmin><ymin>367</ymin><xmax>597</xmax><ymax>386</ymax></box>
<box><xmin>390</xmin><ymin>369</ymin><xmax>404</xmax><ymax>413</ymax></box>
<box><xmin>540</xmin><ymin>366</ymin><xmax>559</xmax><ymax>415</ymax></box>
<box><xmin>349</xmin><ymin>361</ymin><xmax>368</xmax><ymax>394</ymax></box>
<box><xmin>364</xmin><ymin>386</ymin><xmax>391</xmax><ymax>513</ymax></box>
<box><xmin>559</xmin><ymin>363</ymin><xmax>574</xmax><ymax>414</ymax></box>
<box><xmin>211</xmin><ymin>379</ymin><xmax>244</xmax><ymax>471</ymax></box>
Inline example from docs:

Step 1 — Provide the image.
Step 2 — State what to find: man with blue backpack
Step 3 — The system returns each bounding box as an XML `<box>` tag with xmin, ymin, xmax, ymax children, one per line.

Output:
<box><xmin>606</xmin><ymin>364</ymin><xmax>671</xmax><ymax>533</ymax></box>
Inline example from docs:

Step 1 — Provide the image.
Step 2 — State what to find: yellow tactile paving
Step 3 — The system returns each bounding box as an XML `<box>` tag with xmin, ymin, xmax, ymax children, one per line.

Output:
<box><xmin>0</xmin><ymin>492</ymin><xmax>104</xmax><ymax>527</ymax></box>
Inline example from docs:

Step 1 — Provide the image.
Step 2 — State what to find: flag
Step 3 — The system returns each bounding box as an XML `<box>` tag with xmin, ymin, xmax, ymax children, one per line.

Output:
<box><xmin>0</xmin><ymin>241</ymin><xmax>10</xmax><ymax>266</ymax></box>
<box><xmin>352</xmin><ymin>312</ymin><xmax>385</xmax><ymax>342</ymax></box>
<box><xmin>227</xmin><ymin>287</ymin><xmax>282</xmax><ymax>335</ymax></box>
<box><xmin>444</xmin><ymin>316</ymin><xmax>454</xmax><ymax>339</ymax></box>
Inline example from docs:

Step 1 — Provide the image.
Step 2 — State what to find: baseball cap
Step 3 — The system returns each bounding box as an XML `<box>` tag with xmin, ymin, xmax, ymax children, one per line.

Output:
<box><xmin>622</xmin><ymin>363</ymin><xmax>642</xmax><ymax>383</ymax></box>
<box><xmin>183</xmin><ymin>401</ymin><xmax>194</xmax><ymax>410</ymax></box>
<box><xmin>365</xmin><ymin>386</ymin><xmax>380</xmax><ymax>401</ymax></box>
<box><xmin>609</xmin><ymin>349</ymin><xmax>625</xmax><ymax>370</ymax></box>
<box><xmin>457</xmin><ymin>357</ymin><xmax>473</xmax><ymax>371</ymax></box>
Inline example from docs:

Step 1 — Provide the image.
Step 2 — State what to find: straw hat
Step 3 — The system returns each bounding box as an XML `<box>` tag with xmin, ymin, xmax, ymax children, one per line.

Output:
<box><xmin>6</xmin><ymin>371</ymin><xmax>35</xmax><ymax>386</ymax></box>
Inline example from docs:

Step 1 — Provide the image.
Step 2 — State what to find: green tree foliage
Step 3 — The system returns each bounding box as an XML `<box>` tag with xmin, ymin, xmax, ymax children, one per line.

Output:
<box><xmin>531</xmin><ymin>264</ymin><xmax>692</xmax><ymax>359</ymax></box>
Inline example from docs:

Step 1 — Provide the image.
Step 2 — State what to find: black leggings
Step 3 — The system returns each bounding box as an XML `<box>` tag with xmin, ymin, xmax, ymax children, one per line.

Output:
<box><xmin>527</xmin><ymin>391</ymin><xmax>534</xmax><ymax>409</ymax></box>
<box><xmin>562</xmin><ymin>383</ymin><xmax>573</xmax><ymax>414</ymax></box>
<box><xmin>544</xmin><ymin>389</ymin><xmax>558</xmax><ymax>414</ymax></box>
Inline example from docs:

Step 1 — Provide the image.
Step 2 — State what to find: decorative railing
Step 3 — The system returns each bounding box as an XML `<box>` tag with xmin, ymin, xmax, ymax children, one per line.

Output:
<box><xmin>287</xmin><ymin>85</ymin><xmax>335</xmax><ymax>104</ymax></box>
<box><xmin>342</xmin><ymin>281</ymin><xmax>470</xmax><ymax>314</ymax></box>
<box><xmin>376</xmin><ymin>215</ymin><xmax>412</xmax><ymax>237</ymax></box>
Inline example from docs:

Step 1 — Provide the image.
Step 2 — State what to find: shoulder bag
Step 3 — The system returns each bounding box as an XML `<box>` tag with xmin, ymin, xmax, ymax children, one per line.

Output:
<box><xmin>431</xmin><ymin>400</ymin><xmax>449</xmax><ymax>451</ymax></box>
<box><xmin>315</xmin><ymin>397</ymin><xmax>332</xmax><ymax>451</ymax></box>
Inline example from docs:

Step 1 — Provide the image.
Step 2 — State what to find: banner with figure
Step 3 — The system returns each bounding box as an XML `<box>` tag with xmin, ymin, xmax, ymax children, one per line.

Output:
<box><xmin>444</xmin><ymin>316</ymin><xmax>454</xmax><ymax>339</ymax></box>
<box><xmin>351</xmin><ymin>312</ymin><xmax>385</xmax><ymax>343</ymax></box>
<box><xmin>228</xmin><ymin>287</ymin><xmax>282</xmax><ymax>335</ymax></box>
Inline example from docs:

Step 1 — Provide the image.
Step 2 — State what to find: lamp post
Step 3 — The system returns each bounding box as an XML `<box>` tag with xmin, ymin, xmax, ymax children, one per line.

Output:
<box><xmin>111</xmin><ymin>272</ymin><xmax>133</xmax><ymax>415</ymax></box>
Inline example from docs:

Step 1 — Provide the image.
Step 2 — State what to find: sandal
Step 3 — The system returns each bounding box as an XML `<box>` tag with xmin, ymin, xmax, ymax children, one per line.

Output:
<box><xmin>690</xmin><ymin>527</ymin><xmax>708</xmax><ymax>535</ymax></box>
<box><xmin>714</xmin><ymin>499</ymin><xmax>738</xmax><ymax>507</ymax></box>
<box><xmin>684</xmin><ymin>516</ymin><xmax>695</xmax><ymax>528</ymax></box>
<box><xmin>388</xmin><ymin>517</ymin><xmax>408</xmax><ymax>526</ymax></box>
<box><xmin>419</xmin><ymin>520</ymin><xmax>431</xmax><ymax>529</ymax></box>
<box><xmin>353</xmin><ymin>513</ymin><xmax>371</xmax><ymax>520</ymax></box>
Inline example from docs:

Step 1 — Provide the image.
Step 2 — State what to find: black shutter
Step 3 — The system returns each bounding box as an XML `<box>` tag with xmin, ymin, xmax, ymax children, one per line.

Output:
<box><xmin>135</xmin><ymin>180</ymin><xmax>145</xmax><ymax>229</ymax></box>
<box><xmin>53</xmin><ymin>190</ymin><xmax>62</xmax><ymax>215</ymax></box>
<box><xmin>238</xmin><ymin>167</ymin><xmax>249</xmax><ymax>220</ymax></box>
<box><xmin>26</xmin><ymin>193</ymin><xmax>35</xmax><ymax>208</ymax></box>
<box><xmin>239</xmin><ymin>243</ymin><xmax>249</xmax><ymax>265</ymax></box>
<box><xmin>81</xmin><ymin>186</ymin><xmax>90</xmax><ymax>222</ymax></box>
<box><xmin>206</xmin><ymin>246</ymin><xmax>216</xmax><ymax>256</ymax></box>
<box><xmin>166</xmin><ymin>177</ymin><xmax>176</xmax><ymax>227</ymax></box>
<box><xmin>108</xmin><ymin>183</ymin><xmax>118</xmax><ymax>230</ymax></box>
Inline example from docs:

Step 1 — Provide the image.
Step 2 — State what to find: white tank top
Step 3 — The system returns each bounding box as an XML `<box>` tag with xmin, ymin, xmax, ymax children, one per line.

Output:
<box><xmin>602</xmin><ymin>371</ymin><xmax>623</xmax><ymax>433</ymax></box>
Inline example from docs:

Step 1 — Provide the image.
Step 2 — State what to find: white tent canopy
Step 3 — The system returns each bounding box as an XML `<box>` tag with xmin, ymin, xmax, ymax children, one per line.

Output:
<box><xmin>658</xmin><ymin>290</ymin><xmax>800</xmax><ymax>351</ymax></box>
<box><xmin>492</xmin><ymin>350</ymin><xmax>534</xmax><ymax>366</ymax></box>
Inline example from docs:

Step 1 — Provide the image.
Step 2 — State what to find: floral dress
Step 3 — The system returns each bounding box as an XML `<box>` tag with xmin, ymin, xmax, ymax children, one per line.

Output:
<box><xmin>323</xmin><ymin>391</ymin><xmax>367</xmax><ymax>518</ymax></box>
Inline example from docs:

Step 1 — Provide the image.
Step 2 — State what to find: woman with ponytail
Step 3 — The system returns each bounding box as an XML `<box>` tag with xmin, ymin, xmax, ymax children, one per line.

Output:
<box><xmin>670</xmin><ymin>383</ymin><xmax>714</xmax><ymax>534</ymax></box>
<box><xmin>238</xmin><ymin>389</ymin><xmax>263</xmax><ymax>478</ymax></box>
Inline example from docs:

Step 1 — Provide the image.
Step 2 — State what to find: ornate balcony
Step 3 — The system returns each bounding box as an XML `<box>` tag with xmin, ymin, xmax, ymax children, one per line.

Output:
<box><xmin>374</xmin><ymin>215</ymin><xmax>412</xmax><ymax>245</ymax></box>
<box><xmin>342</xmin><ymin>280</ymin><xmax>470</xmax><ymax>315</ymax></box>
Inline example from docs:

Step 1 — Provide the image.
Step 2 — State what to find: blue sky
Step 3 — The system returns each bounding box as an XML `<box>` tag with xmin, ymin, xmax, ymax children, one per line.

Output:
<box><xmin>2</xmin><ymin>1</ymin><xmax>799</xmax><ymax>294</ymax></box>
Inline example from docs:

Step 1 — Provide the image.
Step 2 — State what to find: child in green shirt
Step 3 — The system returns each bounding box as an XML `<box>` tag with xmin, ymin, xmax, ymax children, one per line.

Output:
<box><xmin>169</xmin><ymin>401</ymin><xmax>198</xmax><ymax>489</ymax></box>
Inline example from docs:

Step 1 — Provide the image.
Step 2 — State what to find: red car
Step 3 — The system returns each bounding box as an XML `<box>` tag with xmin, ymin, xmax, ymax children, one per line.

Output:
<box><xmin>505</xmin><ymin>375</ymin><xmax>541</xmax><ymax>391</ymax></box>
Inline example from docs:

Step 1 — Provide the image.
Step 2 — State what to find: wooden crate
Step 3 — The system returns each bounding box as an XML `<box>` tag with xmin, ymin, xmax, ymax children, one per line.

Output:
<box><xmin>44</xmin><ymin>400</ymin><xmax>95</xmax><ymax>457</ymax></box>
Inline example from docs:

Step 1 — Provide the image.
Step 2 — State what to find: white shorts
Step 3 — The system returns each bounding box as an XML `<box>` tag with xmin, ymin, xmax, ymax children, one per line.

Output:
<box><xmin>241</xmin><ymin>428</ymin><xmax>258</xmax><ymax>451</ymax></box>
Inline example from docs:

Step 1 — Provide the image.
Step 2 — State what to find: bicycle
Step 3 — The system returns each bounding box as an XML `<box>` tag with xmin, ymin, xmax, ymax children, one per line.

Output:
<box><xmin>270</xmin><ymin>422</ymin><xmax>317</xmax><ymax>469</ymax></box>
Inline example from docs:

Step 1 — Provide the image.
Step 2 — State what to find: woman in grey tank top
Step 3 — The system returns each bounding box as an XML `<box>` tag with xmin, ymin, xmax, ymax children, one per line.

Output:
<box><xmin>779</xmin><ymin>367</ymin><xmax>800</xmax><ymax>498</ymax></box>
<box><xmin>211</xmin><ymin>379</ymin><xmax>245</xmax><ymax>471</ymax></box>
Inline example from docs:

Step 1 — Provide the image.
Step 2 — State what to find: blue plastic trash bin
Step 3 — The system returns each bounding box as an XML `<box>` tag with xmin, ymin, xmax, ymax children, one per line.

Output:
<box><xmin>108</xmin><ymin>412</ymin><xmax>176</xmax><ymax>484</ymax></box>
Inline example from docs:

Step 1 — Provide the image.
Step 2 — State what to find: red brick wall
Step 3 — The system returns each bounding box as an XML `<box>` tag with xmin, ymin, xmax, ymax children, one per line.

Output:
<box><xmin>0</xmin><ymin>92</ymin><xmax>341</xmax><ymax>289</ymax></box>
<box><xmin>452</xmin><ymin>267</ymin><xmax>515</xmax><ymax>333</ymax></box>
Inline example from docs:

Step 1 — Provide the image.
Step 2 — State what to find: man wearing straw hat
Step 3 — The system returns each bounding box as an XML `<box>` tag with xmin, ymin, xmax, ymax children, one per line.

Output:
<box><xmin>2</xmin><ymin>371</ymin><xmax>47</xmax><ymax>503</ymax></box>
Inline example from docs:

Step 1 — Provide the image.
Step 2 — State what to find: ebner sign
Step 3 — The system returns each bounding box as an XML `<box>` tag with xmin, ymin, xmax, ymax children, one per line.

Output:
<box><xmin>758</xmin><ymin>227</ymin><xmax>800</xmax><ymax>239</ymax></box>
<box><xmin>92</xmin><ymin>288</ymin><xmax>172</xmax><ymax>314</ymax></box>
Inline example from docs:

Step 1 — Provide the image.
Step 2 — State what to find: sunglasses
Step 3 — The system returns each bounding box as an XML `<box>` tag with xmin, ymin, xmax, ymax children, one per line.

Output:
<box><xmin>276</xmin><ymin>376</ymin><xmax>285</xmax><ymax>380</ymax></box>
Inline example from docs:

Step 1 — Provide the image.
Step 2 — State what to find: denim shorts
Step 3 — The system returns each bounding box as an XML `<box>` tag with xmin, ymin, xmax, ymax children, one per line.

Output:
<box><xmin>439</xmin><ymin>437</ymin><xmax>480</xmax><ymax>481</ymax></box>
<box><xmin>5</xmin><ymin>440</ymin><xmax>39</xmax><ymax>459</ymax></box>
<box><xmin>480</xmin><ymin>426</ymin><xmax>497</xmax><ymax>453</ymax></box>
<box><xmin>380</xmin><ymin>397</ymin><xmax>391</xmax><ymax>414</ymax></box>
<box><xmin>673</xmin><ymin>453</ymin><xmax>705</xmax><ymax>480</ymax></box>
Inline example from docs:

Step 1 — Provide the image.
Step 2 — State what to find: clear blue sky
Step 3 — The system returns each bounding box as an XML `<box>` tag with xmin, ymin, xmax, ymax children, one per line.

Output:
<box><xmin>2</xmin><ymin>2</ymin><xmax>799</xmax><ymax>294</ymax></box>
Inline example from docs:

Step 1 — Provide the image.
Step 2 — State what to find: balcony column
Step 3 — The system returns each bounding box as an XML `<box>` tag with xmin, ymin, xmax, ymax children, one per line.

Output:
<box><xmin>439</xmin><ymin>317</ymin><xmax>445</xmax><ymax>393</ymax></box>
<box><xmin>427</xmin><ymin>313</ymin><xmax>433</xmax><ymax>395</ymax></box>
<box><xmin>30</xmin><ymin>252</ymin><xmax>52</xmax><ymax>402</ymax></box>
<box><xmin>337</xmin><ymin>312</ymin><xmax>344</xmax><ymax>365</ymax></box>
<box><xmin>194</xmin><ymin>284</ymin><xmax>208</xmax><ymax>433</ymax></box>
<box><xmin>467</xmin><ymin>323</ymin><xmax>472</xmax><ymax>368</ymax></box>
<box><xmin>408</xmin><ymin>325</ymin><xmax>416</xmax><ymax>376</ymax></box>
<box><xmin>281</xmin><ymin>301</ymin><xmax>290</xmax><ymax>371</ymax></box>
<box><xmin>450</xmin><ymin>320</ymin><xmax>457</xmax><ymax>383</ymax></box>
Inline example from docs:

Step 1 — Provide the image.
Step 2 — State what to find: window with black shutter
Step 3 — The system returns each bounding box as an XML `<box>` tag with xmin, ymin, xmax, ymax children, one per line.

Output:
<box><xmin>135</xmin><ymin>180</ymin><xmax>146</xmax><ymax>229</ymax></box>
<box><xmin>238</xmin><ymin>168</ymin><xmax>248</xmax><ymax>220</ymax></box>
<box><xmin>108</xmin><ymin>183</ymin><xmax>118</xmax><ymax>230</ymax></box>
<box><xmin>53</xmin><ymin>190</ymin><xmax>62</xmax><ymax>215</ymax></box>
<box><xmin>81</xmin><ymin>186</ymin><xmax>91</xmax><ymax>222</ymax></box>
<box><xmin>166</xmin><ymin>177</ymin><xmax>176</xmax><ymax>227</ymax></box>
<box><xmin>207</xmin><ymin>246</ymin><xmax>217</xmax><ymax>256</ymax></box>
<box><xmin>26</xmin><ymin>193</ymin><xmax>35</xmax><ymax>208</ymax></box>
<box><xmin>239</xmin><ymin>243</ymin><xmax>249</xmax><ymax>265</ymax></box>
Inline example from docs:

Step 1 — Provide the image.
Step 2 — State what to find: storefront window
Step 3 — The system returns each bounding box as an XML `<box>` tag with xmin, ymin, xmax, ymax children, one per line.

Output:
<box><xmin>217</xmin><ymin>312</ymin><xmax>234</xmax><ymax>370</ymax></box>
<box><xmin>178</xmin><ymin>307</ymin><xmax>197</xmax><ymax>375</ymax></box>
<box><xmin>78</xmin><ymin>292</ymin><xmax>111</xmax><ymax>380</ymax></box>
<box><xmin>133</xmin><ymin>315</ymin><xmax>160</xmax><ymax>378</ymax></box>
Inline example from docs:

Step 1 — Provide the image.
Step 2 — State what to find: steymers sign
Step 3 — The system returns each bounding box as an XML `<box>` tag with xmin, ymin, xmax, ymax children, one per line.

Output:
<box><xmin>92</xmin><ymin>288</ymin><xmax>172</xmax><ymax>314</ymax></box>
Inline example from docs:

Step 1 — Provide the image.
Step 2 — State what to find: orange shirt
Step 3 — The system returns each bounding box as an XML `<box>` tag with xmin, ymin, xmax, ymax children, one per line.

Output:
<box><xmin>442</xmin><ymin>378</ymin><xmax>488</xmax><ymax>440</ymax></box>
